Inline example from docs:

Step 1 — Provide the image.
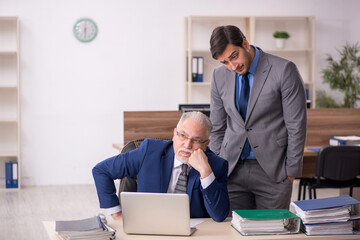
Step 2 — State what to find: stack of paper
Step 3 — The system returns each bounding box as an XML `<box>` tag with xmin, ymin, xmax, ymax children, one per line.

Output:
<box><xmin>304</xmin><ymin>222</ymin><xmax>353</xmax><ymax>235</ymax></box>
<box><xmin>329</xmin><ymin>136</ymin><xmax>360</xmax><ymax>146</ymax></box>
<box><xmin>293</xmin><ymin>205</ymin><xmax>351</xmax><ymax>224</ymax></box>
<box><xmin>290</xmin><ymin>195</ymin><xmax>360</xmax><ymax>236</ymax></box>
<box><xmin>55</xmin><ymin>215</ymin><xmax>116</xmax><ymax>240</ymax></box>
<box><xmin>231</xmin><ymin>209</ymin><xmax>300</xmax><ymax>236</ymax></box>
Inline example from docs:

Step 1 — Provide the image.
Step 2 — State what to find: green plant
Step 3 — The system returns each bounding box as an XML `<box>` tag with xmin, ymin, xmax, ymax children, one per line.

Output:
<box><xmin>321</xmin><ymin>42</ymin><xmax>360</xmax><ymax>108</ymax></box>
<box><xmin>273</xmin><ymin>31</ymin><xmax>290</xmax><ymax>39</ymax></box>
<box><xmin>316</xmin><ymin>90</ymin><xmax>341</xmax><ymax>108</ymax></box>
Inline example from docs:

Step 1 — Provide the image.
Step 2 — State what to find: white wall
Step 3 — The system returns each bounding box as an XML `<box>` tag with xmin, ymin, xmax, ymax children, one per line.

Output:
<box><xmin>1</xmin><ymin>0</ymin><xmax>359</xmax><ymax>186</ymax></box>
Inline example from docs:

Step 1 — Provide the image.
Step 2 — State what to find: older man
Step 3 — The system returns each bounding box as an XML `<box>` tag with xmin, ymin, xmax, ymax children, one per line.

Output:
<box><xmin>92</xmin><ymin>111</ymin><xmax>229</xmax><ymax>222</ymax></box>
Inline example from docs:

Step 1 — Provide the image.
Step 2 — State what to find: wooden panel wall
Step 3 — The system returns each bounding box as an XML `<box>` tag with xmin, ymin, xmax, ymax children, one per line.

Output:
<box><xmin>123</xmin><ymin>109</ymin><xmax>360</xmax><ymax>146</ymax></box>
<box><xmin>123</xmin><ymin>111</ymin><xmax>182</xmax><ymax>143</ymax></box>
<box><xmin>306</xmin><ymin>109</ymin><xmax>360</xmax><ymax>146</ymax></box>
<box><xmin>122</xmin><ymin>109</ymin><xmax>360</xmax><ymax>177</ymax></box>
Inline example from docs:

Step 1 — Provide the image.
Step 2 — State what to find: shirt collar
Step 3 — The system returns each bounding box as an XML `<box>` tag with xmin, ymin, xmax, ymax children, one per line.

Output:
<box><xmin>174</xmin><ymin>156</ymin><xmax>186</xmax><ymax>168</ymax></box>
<box><xmin>174</xmin><ymin>156</ymin><xmax>191</xmax><ymax>169</ymax></box>
<box><xmin>248</xmin><ymin>45</ymin><xmax>260</xmax><ymax>76</ymax></box>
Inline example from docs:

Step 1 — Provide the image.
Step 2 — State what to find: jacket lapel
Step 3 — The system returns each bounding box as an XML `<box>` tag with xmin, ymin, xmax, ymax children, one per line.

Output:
<box><xmin>187</xmin><ymin>167</ymin><xmax>199</xmax><ymax>201</ymax></box>
<box><xmin>224</xmin><ymin>68</ymin><xmax>245</xmax><ymax>124</ymax></box>
<box><xmin>246</xmin><ymin>50</ymin><xmax>271</xmax><ymax>123</ymax></box>
<box><xmin>160</xmin><ymin>145</ymin><xmax>174</xmax><ymax>193</ymax></box>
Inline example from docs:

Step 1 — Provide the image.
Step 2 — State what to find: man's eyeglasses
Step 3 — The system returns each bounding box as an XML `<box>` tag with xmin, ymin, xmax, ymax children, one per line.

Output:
<box><xmin>176</xmin><ymin>130</ymin><xmax>208</xmax><ymax>145</ymax></box>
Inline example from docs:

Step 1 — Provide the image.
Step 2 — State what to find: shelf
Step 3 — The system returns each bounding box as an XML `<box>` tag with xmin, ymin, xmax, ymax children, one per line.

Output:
<box><xmin>0</xmin><ymin>16</ymin><xmax>18</xmax><ymax>21</ymax></box>
<box><xmin>0</xmin><ymin>152</ymin><xmax>18</xmax><ymax>157</ymax></box>
<box><xmin>0</xmin><ymin>51</ymin><xmax>17</xmax><ymax>55</ymax></box>
<box><xmin>0</xmin><ymin>17</ymin><xmax>20</xmax><ymax>189</ymax></box>
<box><xmin>0</xmin><ymin>118</ymin><xmax>18</xmax><ymax>123</ymax></box>
<box><xmin>186</xmin><ymin>82</ymin><xmax>211</xmax><ymax>86</ymax></box>
<box><xmin>186</xmin><ymin>47</ymin><xmax>313</xmax><ymax>54</ymax></box>
<box><xmin>186</xmin><ymin>48</ymin><xmax>210</xmax><ymax>53</ymax></box>
<box><xmin>0</xmin><ymin>85</ymin><xmax>17</xmax><ymax>89</ymax></box>
<box><xmin>253</xmin><ymin>16</ymin><xmax>310</xmax><ymax>21</ymax></box>
<box><xmin>265</xmin><ymin>48</ymin><xmax>312</xmax><ymax>53</ymax></box>
<box><xmin>188</xmin><ymin>16</ymin><xmax>249</xmax><ymax>22</ymax></box>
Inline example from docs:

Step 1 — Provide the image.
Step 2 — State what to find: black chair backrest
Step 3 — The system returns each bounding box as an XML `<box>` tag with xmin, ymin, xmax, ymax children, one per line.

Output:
<box><xmin>121</xmin><ymin>139</ymin><xmax>145</xmax><ymax>154</ymax></box>
<box><xmin>119</xmin><ymin>139</ymin><xmax>145</xmax><ymax>193</ymax></box>
<box><xmin>118</xmin><ymin>138</ymin><xmax>172</xmax><ymax>194</ymax></box>
<box><xmin>316</xmin><ymin>145</ymin><xmax>360</xmax><ymax>181</ymax></box>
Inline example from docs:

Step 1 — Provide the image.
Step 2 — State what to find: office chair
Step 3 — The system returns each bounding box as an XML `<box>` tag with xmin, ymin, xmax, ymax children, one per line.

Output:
<box><xmin>297</xmin><ymin>178</ymin><xmax>312</xmax><ymax>200</ymax></box>
<box><xmin>303</xmin><ymin>145</ymin><xmax>360</xmax><ymax>199</ymax></box>
<box><xmin>117</xmin><ymin>139</ymin><xmax>144</xmax><ymax>196</ymax></box>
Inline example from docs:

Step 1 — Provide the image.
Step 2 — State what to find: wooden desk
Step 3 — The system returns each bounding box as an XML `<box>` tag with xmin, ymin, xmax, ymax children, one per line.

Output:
<box><xmin>303</xmin><ymin>148</ymin><xmax>319</xmax><ymax>157</ymax></box>
<box><xmin>302</xmin><ymin>147</ymin><xmax>320</xmax><ymax>178</ymax></box>
<box><xmin>43</xmin><ymin>218</ymin><xmax>360</xmax><ymax>240</ymax></box>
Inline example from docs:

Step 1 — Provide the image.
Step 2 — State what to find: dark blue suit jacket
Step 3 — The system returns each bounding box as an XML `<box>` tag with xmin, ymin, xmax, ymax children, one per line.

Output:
<box><xmin>92</xmin><ymin>138</ymin><xmax>229</xmax><ymax>222</ymax></box>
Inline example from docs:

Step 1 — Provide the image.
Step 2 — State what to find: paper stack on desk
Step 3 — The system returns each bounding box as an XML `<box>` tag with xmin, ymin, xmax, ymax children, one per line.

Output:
<box><xmin>55</xmin><ymin>215</ymin><xmax>116</xmax><ymax>240</ymax></box>
<box><xmin>231</xmin><ymin>209</ymin><xmax>300</xmax><ymax>236</ymax></box>
<box><xmin>329</xmin><ymin>136</ymin><xmax>360</xmax><ymax>146</ymax></box>
<box><xmin>290</xmin><ymin>195</ymin><xmax>360</xmax><ymax>236</ymax></box>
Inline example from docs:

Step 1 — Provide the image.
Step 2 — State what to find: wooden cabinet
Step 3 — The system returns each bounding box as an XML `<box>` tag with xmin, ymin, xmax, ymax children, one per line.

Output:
<box><xmin>0</xmin><ymin>16</ymin><xmax>20</xmax><ymax>188</ymax></box>
<box><xmin>185</xmin><ymin>16</ymin><xmax>316</xmax><ymax>107</ymax></box>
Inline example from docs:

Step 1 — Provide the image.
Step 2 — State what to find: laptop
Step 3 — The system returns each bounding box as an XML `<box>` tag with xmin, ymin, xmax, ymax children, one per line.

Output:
<box><xmin>120</xmin><ymin>192</ymin><xmax>196</xmax><ymax>236</ymax></box>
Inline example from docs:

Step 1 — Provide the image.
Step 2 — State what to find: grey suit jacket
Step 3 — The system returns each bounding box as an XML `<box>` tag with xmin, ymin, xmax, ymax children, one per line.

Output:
<box><xmin>209</xmin><ymin>48</ymin><xmax>307</xmax><ymax>183</ymax></box>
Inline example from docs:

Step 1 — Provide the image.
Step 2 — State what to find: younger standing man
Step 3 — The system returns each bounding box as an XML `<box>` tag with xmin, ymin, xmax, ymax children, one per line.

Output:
<box><xmin>209</xmin><ymin>25</ymin><xmax>307</xmax><ymax>211</ymax></box>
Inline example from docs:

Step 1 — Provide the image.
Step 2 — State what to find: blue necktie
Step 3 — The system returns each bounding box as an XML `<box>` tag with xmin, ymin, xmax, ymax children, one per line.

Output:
<box><xmin>239</xmin><ymin>73</ymin><xmax>251</xmax><ymax>160</ymax></box>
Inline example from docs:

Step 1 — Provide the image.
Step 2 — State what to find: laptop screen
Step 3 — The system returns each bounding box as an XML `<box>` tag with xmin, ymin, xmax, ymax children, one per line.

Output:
<box><xmin>120</xmin><ymin>192</ymin><xmax>196</xmax><ymax>236</ymax></box>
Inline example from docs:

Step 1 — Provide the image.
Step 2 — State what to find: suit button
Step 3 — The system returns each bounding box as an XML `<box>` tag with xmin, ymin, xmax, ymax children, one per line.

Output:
<box><xmin>246</xmin><ymin>128</ymin><xmax>251</xmax><ymax>131</ymax></box>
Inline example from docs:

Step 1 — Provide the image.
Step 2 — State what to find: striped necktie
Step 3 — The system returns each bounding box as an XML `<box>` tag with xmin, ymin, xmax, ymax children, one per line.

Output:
<box><xmin>174</xmin><ymin>164</ymin><xmax>188</xmax><ymax>193</ymax></box>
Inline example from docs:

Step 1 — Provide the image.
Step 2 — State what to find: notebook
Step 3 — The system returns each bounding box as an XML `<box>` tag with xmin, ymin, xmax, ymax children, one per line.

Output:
<box><xmin>120</xmin><ymin>192</ymin><xmax>196</xmax><ymax>236</ymax></box>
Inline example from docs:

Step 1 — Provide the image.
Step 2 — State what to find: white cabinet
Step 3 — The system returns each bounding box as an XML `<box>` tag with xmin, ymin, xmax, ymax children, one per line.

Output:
<box><xmin>185</xmin><ymin>16</ymin><xmax>316</xmax><ymax>108</ymax></box>
<box><xmin>0</xmin><ymin>17</ymin><xmax>20</xmax><ymax>188</ymax></box>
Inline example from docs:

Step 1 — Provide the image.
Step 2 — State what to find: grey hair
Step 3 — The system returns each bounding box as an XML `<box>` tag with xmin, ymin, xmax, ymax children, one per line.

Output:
<box><xmin>177</xmin><ymin>111</ymin><xmax>213</xmax><ymax>138</ymax></box>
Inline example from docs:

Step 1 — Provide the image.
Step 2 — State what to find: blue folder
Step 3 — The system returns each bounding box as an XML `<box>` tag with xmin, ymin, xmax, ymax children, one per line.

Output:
<box><xmin>5</xmin><ymin>162</ymin><xmax>18</xmax><ymax>188</ymax></box>
<box><xmin>293</xmin><ymin>195</ymin><xmax>359</xmax><ymax>211</ymax></box>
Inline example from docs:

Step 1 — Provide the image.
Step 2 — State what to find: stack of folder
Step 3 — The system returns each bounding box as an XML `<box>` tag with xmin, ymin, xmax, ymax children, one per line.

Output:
<box><xmin>55</xmin><ymin>215</ymin><xmax>116</xmax><ymax>240</ymax></box>
<box><xmin>231</xmin><ymin>209</ymin><xmax>300</xmax><ymax>236</ymax></box>
<box><xmin>329</xmin><ymin>136</ymin><xmax>360</xmax><ymax>146</ymax></box>
<box><xmin>290</xmin><ymin>195</ymin><xmax>360</xmax><ymax>236</ymax></box>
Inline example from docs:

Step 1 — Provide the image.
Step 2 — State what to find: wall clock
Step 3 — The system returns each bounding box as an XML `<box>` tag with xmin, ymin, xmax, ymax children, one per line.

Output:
<box><xmin>73</xmin><ymin>18</ymin><xmax>98</xmax><ymax>42</ymax></box>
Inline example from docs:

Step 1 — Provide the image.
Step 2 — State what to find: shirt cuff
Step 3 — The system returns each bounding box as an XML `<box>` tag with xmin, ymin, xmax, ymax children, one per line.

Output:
<box><xmin>200</xmin><ymin>172</ymin><xmax>215</xmax><ymax>189</ymax></box>
<box><xmin>106</xmin><ymin>205</ymin><xmax>122</xmax><ymax>215</ymax></box>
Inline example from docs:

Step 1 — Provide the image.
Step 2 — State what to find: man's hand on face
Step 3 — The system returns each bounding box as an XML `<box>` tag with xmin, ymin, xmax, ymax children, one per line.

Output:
<box><xmin>188</xmin><ymin>149</ymin><xmax>212</xmax><ymax>179</ymax></box>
